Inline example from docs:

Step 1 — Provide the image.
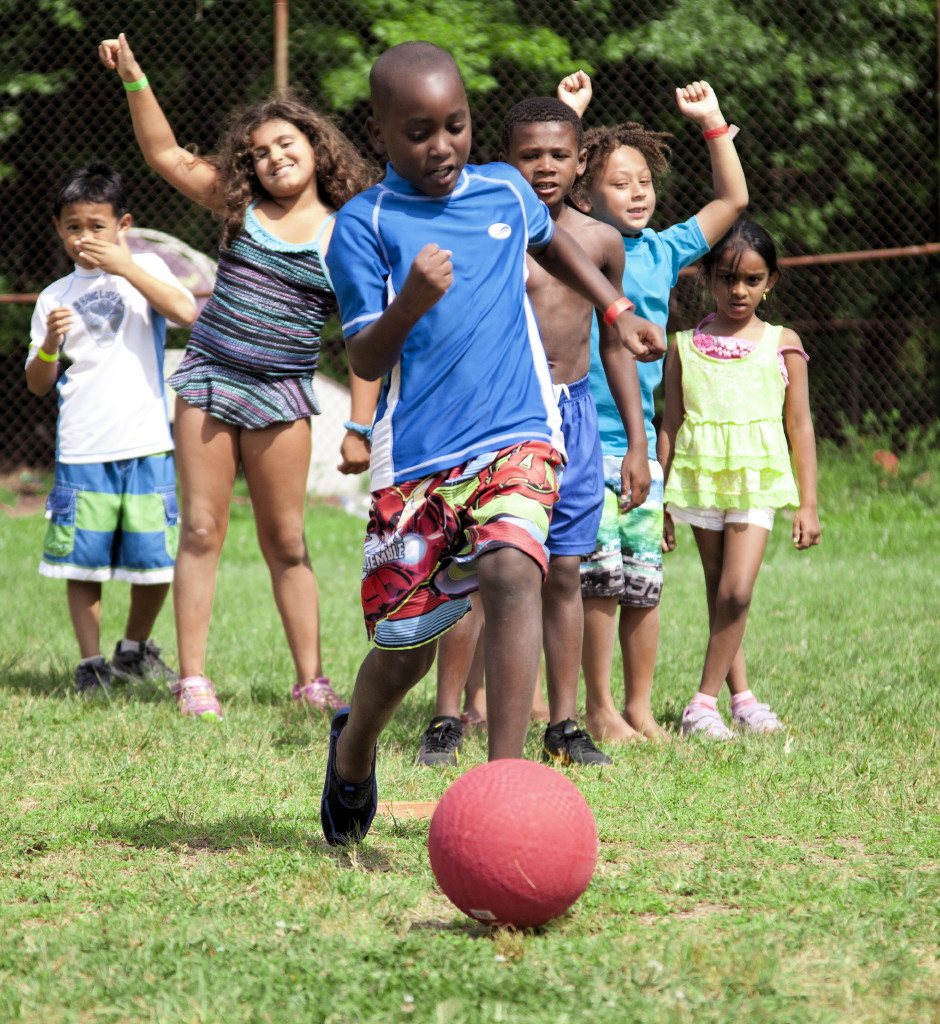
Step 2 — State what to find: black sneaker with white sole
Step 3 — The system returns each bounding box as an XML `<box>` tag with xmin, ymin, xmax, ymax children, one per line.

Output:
<box><xmin>416</xmin><ymin>715</ymin><xmax>464</xmax><ymax>767</ymax></box>
<box><xmin>543</xmin><ymin>718</ymin><xmax>612</xmax><ymax>766</ymax></box>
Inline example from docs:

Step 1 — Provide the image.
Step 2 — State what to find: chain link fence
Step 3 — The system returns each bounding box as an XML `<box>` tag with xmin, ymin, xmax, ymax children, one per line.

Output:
<box><xmin>1</xmin><ymin>0</ymin><xmax>937</xmax><ymax>473</ymax></box>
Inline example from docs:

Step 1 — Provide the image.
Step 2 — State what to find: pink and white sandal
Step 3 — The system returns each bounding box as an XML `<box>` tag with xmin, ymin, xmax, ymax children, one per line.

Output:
<box><xmin>733</xmin><ymin>701</ymin><xmax>785</xmax><ymax>734</ymax></box>
<box><xmin>681</xmin><ymin>703</ymin><xmax>735</xmax><ymax>740</ymax></box>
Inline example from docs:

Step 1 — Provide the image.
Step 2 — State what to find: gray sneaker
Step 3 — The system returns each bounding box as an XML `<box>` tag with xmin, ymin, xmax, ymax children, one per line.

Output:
<box><xmin>111</xmin><ymin>640</ymin><xmax>178</xmax><ymax>683</ymax></box>
<box><xmin>74</xmin><ymin>657</ymin><xmax>112</xmax><ymax>697</ymax></box>
<box><xmin>416</xmin><ymin>715</ymin><xmax>464</xmax><ymax>766</ymax></box>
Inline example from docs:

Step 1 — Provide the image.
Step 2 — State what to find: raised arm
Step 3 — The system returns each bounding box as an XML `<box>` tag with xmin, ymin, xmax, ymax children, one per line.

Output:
<box><xmin>781</xmin><ymin>331</ymin><xmax>821</xmax><ymax>549</ymax></box>
<box><xmin>98</xmin><ymin>34</ymin><xmax>224</xmax><ymax>213</ymax></box>
<box><xmin>675</xmin><ymin>81</ymin><xmax>748</xmax><ymax>246</ymax></box>
<box><xmin>529</xmin><ymin>225</ymin><xmax>665</xmax><ymax>360</ymax></box>
<box><xmin>557</xmin><ymin>71</ymin><xmax>592</xmax><ymax>119</ymax></box>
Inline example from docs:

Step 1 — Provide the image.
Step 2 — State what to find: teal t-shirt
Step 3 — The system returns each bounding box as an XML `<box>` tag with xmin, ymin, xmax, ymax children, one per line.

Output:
<box><xmin>588</xmin><ymin>216</ymin><xmax>708</xmax><ymax>458</ymax></box>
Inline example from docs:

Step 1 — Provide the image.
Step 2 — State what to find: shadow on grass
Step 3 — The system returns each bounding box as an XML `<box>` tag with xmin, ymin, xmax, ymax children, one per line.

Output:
<box><xmin>0</xmin><ymin>661</ymin><xmax>71</xmax><ymax>698</ymax></box>
<box><xmin>0</xmin><ymin>663</ymin><xmax>174</xmax><ymax>705</ymax></box>
<box><xmin>100</xmin><ymin>814</ymin><xmax>397</xmax><ymax>868</ymax></box>
<box><xmin>101</xmin><ymin>814</ymin><xmax>316</xmax><ymax>852</ymax></box>
<box><xmin>407</xmin><ymin>918</ymin><xmax>493</xmax><ymax>937</ymax></box>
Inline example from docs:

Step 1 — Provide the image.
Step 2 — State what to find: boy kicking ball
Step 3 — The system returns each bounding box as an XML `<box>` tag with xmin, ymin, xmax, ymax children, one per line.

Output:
<box><xmin>320</xmin><ymin>42</ymin><xmax>662</xmax><ymax>845</ymax></box>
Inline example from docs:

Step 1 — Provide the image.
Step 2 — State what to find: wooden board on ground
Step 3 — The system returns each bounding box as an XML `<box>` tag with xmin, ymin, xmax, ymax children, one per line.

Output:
<box><xmin>376</xmin><ymin>800</ymin><xmax>438</xmax><ymax>820</ymax></box>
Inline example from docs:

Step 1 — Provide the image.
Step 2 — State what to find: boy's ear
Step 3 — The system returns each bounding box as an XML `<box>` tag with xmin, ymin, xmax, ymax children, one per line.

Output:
<box><xmin>576</xmin><ymin>147</ymin><xmax>588</xmax><ymax>177</ymax></box>
<box><xmin>365</xmin><ymin>116</ymin><xmax>387</xmax><ymax>157</ymax></box>
<box><xmin>118</xmin><ymin>213</ymin><xmax>133</xmax><ymax>234</ymax></box>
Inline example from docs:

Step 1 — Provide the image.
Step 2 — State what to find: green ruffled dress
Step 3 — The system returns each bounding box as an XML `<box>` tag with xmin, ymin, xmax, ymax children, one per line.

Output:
<box><xmin>664</xmin><ymin>324</ymin><xmax>800</xmax><ymax>510</ymax></box>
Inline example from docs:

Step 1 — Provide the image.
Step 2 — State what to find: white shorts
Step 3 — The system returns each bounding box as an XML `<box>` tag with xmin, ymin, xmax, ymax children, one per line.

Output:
<box><xmin>667</xmin><ymin>504</ymin><xmax>776</xmax><ymax>532</ymax></box>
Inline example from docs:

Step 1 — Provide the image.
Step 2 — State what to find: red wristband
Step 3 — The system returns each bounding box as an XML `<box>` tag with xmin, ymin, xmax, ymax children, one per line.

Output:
<box><xmin>703</xmin><ymin>123</ymin><xmax>730</xmax><ymax>141</ymax></box>
<box><xmin>602</xmin><ymin>296</ymin><xmax>636</xmax><ymax>326</ymax></box>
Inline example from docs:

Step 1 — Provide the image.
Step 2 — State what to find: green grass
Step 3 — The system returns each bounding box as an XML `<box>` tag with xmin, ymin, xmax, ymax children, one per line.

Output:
<box><xmin>0</xmin><ymin>444</ymin><xmax>937</xmax><ymax>1024</ymax></box>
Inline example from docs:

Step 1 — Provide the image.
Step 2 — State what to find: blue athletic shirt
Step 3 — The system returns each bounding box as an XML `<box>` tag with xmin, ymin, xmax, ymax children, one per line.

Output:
<box><xmin>327</xmin><ymin>162</ymin><xmax>564</xmax><ymax>489</ymax></box>
<box><xmin>589</xmin><ymin>216</ymin><xmax>708</xmax><ymax>459</ymax></box>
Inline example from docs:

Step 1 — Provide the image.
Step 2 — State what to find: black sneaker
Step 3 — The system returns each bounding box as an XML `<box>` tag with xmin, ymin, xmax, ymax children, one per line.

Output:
<box><xmin>543</xmin><ymin>718</ymin><xmax>612</xmax><ymax>766</ymax></box>
<box><xmin>320</xmin><ymin>709</ymin><xmax>378</xmax><ymax>846</ymax></box>
<box><xmin>110</xmin><ymin>639</ymin><xmax>178</xmax><ymax>683</ymax></box>
<box><xmin>74</xmin><ymin>657</ymin><xmax>113</xmax><ymax>697</ymax></box>
<box><xmin>416</xmin><ymin>715</ymin><xmax>464</xmax><ymax>767</ymax></box>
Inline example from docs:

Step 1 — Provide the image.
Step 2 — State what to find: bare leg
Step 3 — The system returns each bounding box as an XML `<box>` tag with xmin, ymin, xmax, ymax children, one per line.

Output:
<box><xmin>337</xmin><ymin>642</ymin><xmax>438</xmax><ymax>783</ymax></box>
<box><xmin>620</xmin><ymin>604</ymin><xmax>669</xmax><ymax>739</ymax></box>
<box><xmin>461</xmin><ymin>615</ymin><xmax>487</xmax><ymax>726</ymax></box>
<box><xmin>434</xmin><ymin>597</ymin><xmax>483</xmax><ymax>718</ymax></box>
<box><xmin>583</xmin><ymin>595</ymin><xmax>641</xmax><ymax>742</ymax></box>
<box><xmin>124</xmin><ymin>583</ymin><xmax>171</xmax><ymax>642</ymax></box>
<box><xmin>67</xmin><ymin>579</ymin><xmax>102</xmax><ymax>659</ymax></box>
<box><xmin>477</xmin><ymin>547</ymin><xmax>543</xmax><ymax>759</ymax></box>
<box><xmin>241</xmin><ymin>418</ymin><xmax>322</xmax><ymax>687</ymax></box>
<box><xmin>692</xmin><ymin>524</ymin><xmax>769</xmax><ymax>698</ymax></box>
<box><xmin>530</xmin><ymin>659</ymin><xmax>550</xmax><ymax>722</ymax></box>
<box><xmin>542</xmin><ymin>554</ymin><xmax>584</xmax><ymax>725</ymax></box>
<box><xmin>695</xmin><ymin>530</ymin><xmax>749</xmax><ymax>695</ymax></box>
<box><xmin>172</xmin><ymin>399</ymin><xmax>239</xmax><ymax>680</ymax></box>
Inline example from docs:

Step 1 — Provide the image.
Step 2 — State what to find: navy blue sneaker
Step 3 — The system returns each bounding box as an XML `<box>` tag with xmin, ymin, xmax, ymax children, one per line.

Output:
<box><xmin>320</xmin><ymin>709</ymin><xmax>378</xmax><ymax>846</ymax></box>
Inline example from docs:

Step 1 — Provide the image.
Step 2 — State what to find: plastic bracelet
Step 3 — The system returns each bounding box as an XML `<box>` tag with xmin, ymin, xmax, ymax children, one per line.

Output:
<box><xmin>703</xmin><ymin>123</ymin><xmax>729</xmax><ymax>140</ymax></box>
<box><xmin>343</xmin><ymin>420</ymin><xmax>373</xmax><ymax>442</ymax></box>
<box><xmin>123</xmin><ymin>75</ymin><xmax>149</xmax><ymax>92</ymax></box>
<box><xmin>36</xmin><ymin>347</ymin><xmax>59</xmax><ymax>363</ymax></box>
<box><xmin>602</xmin><ymin>296</ymin><xmax>636</xmax><ymax>326</ymax></box>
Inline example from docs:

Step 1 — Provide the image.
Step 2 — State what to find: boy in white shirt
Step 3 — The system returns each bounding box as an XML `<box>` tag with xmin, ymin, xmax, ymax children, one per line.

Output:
<box><xmin>26</xmin><ymin>164</ymin><xmax>196</xmax><ymax>696</ymax></box>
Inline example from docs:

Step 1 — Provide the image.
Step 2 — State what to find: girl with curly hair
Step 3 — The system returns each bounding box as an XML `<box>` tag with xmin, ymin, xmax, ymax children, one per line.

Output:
<box><xmin>558</xmin><ymin>73</ymin><xmax>748</xmax><ymax>743</ymax></box>
<box><xmin>100</xmin><ymin>33</ymin><xmax>378</xmax><ymax>720</ymax></box>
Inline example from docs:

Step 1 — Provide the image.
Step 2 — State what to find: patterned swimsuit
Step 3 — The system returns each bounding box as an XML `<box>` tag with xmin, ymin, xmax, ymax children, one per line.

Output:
<box><xmin>168</xmin><ymin>205</ymin><xmax>335</xmax><ymax>429</ymax></box>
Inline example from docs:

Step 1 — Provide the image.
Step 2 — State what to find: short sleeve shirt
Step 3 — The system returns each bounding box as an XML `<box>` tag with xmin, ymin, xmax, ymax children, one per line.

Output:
<box><xmin>588</xmin><ymin>216</ymin><xmax>709</xmax><ymax>458</ymax></box>
<box><xmin>327</xmin><ymin>162</ymin><xmax>563</xmax><ymax>489</ymax></box>
<box><xmin>28</xmin><ymin>254</ymin><xmax>191</xmax><ymax>463</ymax></box>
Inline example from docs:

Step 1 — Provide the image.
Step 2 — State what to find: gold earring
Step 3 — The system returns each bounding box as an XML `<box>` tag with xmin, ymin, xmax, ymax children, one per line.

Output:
<box><xmin>762</xmin><ymin>291</ymin><xmax>768</xmax><ymax>302</ymax></box>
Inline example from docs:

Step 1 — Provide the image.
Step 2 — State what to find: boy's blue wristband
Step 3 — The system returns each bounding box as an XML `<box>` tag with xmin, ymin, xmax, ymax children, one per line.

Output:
<box><xmin>343</xmin><ymin>421</ymin><xmax>372</xmax><ymax>442</ymax></box>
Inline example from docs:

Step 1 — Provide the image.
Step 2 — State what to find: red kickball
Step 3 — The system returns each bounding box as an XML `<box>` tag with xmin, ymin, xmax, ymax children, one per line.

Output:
<box><xmin>428</xmin><ymin>759</ymin><xmax>598</xmax><ymax>928</ymax></box>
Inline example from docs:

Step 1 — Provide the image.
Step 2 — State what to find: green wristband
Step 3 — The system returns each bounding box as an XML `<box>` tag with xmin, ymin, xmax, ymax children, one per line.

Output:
<box><xmin>123</xmin><ymin>74</ymin><xmax>149</xmax><ymax>92</ymax></box>
<box><xmin>36</xmin><ymin>347</ymin><xmax>59</xmax><ymax>363</ymax></box>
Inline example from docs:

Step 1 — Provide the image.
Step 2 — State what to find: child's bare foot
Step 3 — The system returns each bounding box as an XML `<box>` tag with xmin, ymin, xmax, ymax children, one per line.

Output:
<box><xmin>623</xmin><ymin>710</ymin><xmax>671</xmax><ymax>741</ymax></box>
<box><xmin>585</xmin><ymin>708</ymin><xmax>644</xmax><ymax>744</ymax></box>
<box><xmin>460</xmin><ymin>708</ymin><xmax>487</xmax><ymax>730</ymax></box>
